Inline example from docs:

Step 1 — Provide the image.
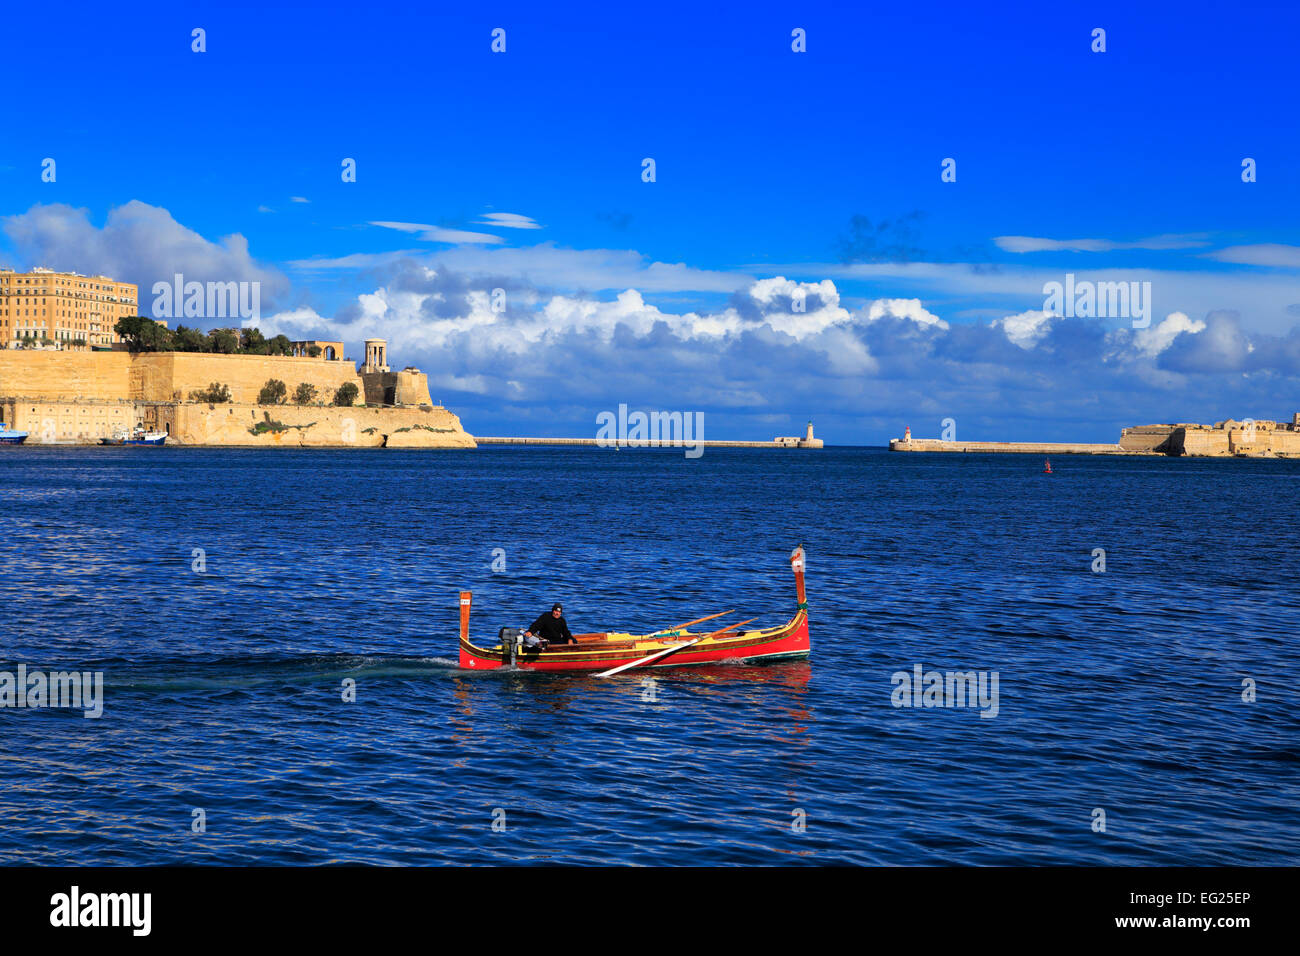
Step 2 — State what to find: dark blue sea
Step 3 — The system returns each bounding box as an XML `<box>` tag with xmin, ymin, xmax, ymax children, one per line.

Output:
<box><xmin>1</xmin><ymin>446</ymin><xmax>1297</xmax><ymax>865</ymax></box>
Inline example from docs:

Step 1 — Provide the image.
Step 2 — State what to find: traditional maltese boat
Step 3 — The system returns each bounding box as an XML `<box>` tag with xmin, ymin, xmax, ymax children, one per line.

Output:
<box><xmin>457</xmin><ymin>546</ymin><xmax>810</xmax><ymax>674</ymax></box>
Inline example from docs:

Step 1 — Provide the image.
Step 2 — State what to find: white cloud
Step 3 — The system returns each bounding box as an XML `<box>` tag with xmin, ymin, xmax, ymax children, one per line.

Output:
<box><xmin>2</xmin><ymin>200</ymin><xmax>290</xmax><ymax>309</ymax></box>
<box><xmin>255</xmin><ymin>265</ymin><xmax>1300</xmax><ymax>436</ymax></box>
<box><xmin>993</xmin><ymin>234</ymin><xmax>1210</xmax><ymax>253</ymax></box>
<box><xmin>757</xmin><ymin>259</ymin><xmax>1300</xmax><ymax>335</ymax></box>
<box><xmin>748</xmin><ymin>278</ymin><xmax>852</xmax><ymax>336</ymax></box>
<box><xmin>1132</xmin><ymin>311</ymin><xmax>1206</xmax><ymax>357</ymax></box>
<box><xmin>9</xmin><ymin>197</ymin><xmax>1297</xmax><ymax>440</ymax></box>
<box><xmin>291</xmin><ymin>197</ymin><xmax>311</xmax><ymax>204</ymax></box>
<box><xmin>424</xmin><ymin>242</ymin><xmax>752</xmax><ymax>293</ymax></box>
<box><xmin>261</xmin><ymin>274</ymin><xmax>866</xmax><ymax>365</ymax></box>
<box><xmin>476</xmin><ymin>212</ymin><xmax>542</xmax><ymax>229</ymax></box>
<box><xmin>370</xmin><ymin>221</ymin><xmax>504</xmax><ymax>245</ymax></box>
<box><xmin>865</xmin><ymin>297</ymin><xmax>949</xmax><ymax>329</ymax></box>
<box><xmin>288</xmin><ymin>250</ymin><xmax>425</xmax><ymax>270</ymax></box>
<box><xmin>1203</xmin><ymin>244</ymin><xmax>1300</xmax><ymax>268</ymax></box>
<box><xmin>996</xmin><ymin>310</ymin><xmax>1056</xmax><ymax>349</ymax></box>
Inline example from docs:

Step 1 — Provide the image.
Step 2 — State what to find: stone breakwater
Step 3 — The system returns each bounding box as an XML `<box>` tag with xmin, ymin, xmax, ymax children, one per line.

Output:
<box><xmin>476</xmin><ymin>437</ymin><xmax>816</xmax><ymax>448</ymax></box>
<box><xmin>892</xmin><ymin>415</ymin><xmax>1300</xmax><ymax>458</ymax></box>
<box><xmin>890</xmin><ymin>439</ymin><xmax>1130</xmax><ymax>455</ymax></box>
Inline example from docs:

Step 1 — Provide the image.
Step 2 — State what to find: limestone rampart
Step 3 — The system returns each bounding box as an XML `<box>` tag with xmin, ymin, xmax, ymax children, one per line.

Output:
<box><xmin>0</xmin><ymin>350</ymin><xmax>133</xmax><ymax>401</ymax></box>
<box><xmin>131</xmin><ymin>352</ymin><xmax>361</xmax><ymax>404</ymax></box>
<box><xmin>0</xmin><ymin>349</ymin><xmax>360</xmax><ymax>404</ymax></box>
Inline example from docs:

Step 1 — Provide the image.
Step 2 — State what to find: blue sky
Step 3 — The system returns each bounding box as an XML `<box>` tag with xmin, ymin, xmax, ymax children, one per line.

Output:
<box><xmin>3</xmin><ymin>1</ymin><xmax>1299</xmax><ymax>443</ymax></box>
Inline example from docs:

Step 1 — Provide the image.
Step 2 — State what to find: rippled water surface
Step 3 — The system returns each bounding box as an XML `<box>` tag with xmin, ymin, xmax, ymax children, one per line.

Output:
<box><xmin>1</xmin><ymin>445</ymin><xmax>1297</xmax><ymax>865</ymax></box>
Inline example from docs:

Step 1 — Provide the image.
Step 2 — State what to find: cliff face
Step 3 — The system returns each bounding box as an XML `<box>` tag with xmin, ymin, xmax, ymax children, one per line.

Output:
<box><xmin>152</xmin><ymin>403</ymin><xmax>475</xmax><ymax>448</ymax></box>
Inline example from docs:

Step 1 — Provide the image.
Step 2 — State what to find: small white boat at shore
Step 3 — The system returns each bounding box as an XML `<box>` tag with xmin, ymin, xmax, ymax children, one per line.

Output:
<box><xmin>0</xmin><ymin>423</ymin><xmax>28</xmax><ymax>445</ymax></box>
<box><xmin>99</xmin><ymin>426</ymin><xmax>166</xmax><ymax>446</ymax></box>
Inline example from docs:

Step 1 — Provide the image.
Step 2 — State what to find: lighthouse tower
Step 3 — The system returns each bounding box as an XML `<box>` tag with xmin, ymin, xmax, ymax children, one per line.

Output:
<box><xmin>904</xmin><ymin>425</ymin><xmax>912</xmax><ymax>442</ymax></box>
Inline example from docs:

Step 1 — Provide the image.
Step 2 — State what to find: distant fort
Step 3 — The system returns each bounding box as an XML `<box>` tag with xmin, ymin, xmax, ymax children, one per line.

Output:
<box><xmin>890</xmin><ymin>416</ymin><xmax>1300</xmax><ymax>459</ymax></box>
<box><xmin>0</xmin><ymin>333</ymin><xmax>475</xmax><ymax>448</ymax></box>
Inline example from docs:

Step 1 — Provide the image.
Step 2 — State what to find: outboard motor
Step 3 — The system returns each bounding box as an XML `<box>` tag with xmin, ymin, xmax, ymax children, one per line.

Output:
<box><xmin>498</xmin><ymin>627</ymin><xmax>524</xmax><ymax>666</ymax></box>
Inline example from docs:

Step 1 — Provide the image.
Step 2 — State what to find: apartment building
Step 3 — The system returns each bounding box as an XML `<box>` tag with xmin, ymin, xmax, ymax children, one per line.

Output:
<box><xmin>0</xmin><ymin>267</ymin><xmax>140</xmax><ymax>349</ymax></box>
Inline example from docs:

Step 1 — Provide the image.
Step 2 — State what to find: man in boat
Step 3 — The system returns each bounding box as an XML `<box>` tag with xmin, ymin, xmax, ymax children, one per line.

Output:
<box><xmin>523</xmin><ymin>603</ymin><xmax>576</xmax><ymax>649</ymax></box>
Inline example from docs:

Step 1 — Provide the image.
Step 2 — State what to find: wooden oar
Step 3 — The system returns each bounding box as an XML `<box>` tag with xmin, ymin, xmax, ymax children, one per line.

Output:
<box><xmin>596</xmin><ymin>618</ymin><xmax>758</xmax><ymax>678</ymax></box>
<box><xmin>652</xmin><ymin>609</ymin><xmax>736</xmax><ymax>636</ymax></box>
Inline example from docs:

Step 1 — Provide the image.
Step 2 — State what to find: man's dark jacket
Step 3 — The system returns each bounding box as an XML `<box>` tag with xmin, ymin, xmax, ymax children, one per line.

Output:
<box><xmin>529</xmin><ymin>612</ymin><xmax>575</xmax><ymax>644</ymax></box>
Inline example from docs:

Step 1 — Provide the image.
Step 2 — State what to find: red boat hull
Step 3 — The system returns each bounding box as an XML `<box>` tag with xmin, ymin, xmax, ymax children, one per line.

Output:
<box><xmin>456</xmin><ymin>546</ymin><xmax>811</xmax><ymax>674</ymax></box>
<box><xmin>459</xmin><ymin>612</ymin><xmax>809</xmax><ymax>672</ymax></box>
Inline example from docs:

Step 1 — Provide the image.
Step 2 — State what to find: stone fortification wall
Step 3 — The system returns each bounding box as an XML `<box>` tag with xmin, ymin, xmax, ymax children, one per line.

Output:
<box><xmin>0</xmin><ymin>350</ymin><xmax>133</xmax><ymax>401</ymax></box>
<box><xmin>1119</xmin><ymin>425</ymin><xmax>1179</xmax><ymax>453</ymax></box>
<box><xmin>0</xmin><ymin>350</ymin><xmax>361</xmax><ymax>404</ymax></box>
<box><xmin>1</xmin><ymin>397</ymin><xmax>137</xmax><ymax>442</ymax></box>
<box><xmin>133</xmin><ymin>352</ymin><xmax>361</xmax><ymax>404</ymax></box>
<box><xmin>360</xmin><ymin>369</ymin><xmax>433</xmax><ymax>407</ymax></box>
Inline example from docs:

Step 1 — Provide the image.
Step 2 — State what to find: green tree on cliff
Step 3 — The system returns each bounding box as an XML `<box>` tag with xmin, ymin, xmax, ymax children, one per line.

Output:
<box><xmin>208</xmin><ymin>329</ymin><xmax>240</xmax><ymax>354</ymax></box>
<box><xmin>188</xmin><ymin>383</ymin><xmax>232</xmax><ymax>404</ymax></box>
<box><xmin>267</xmin><ymin>335</ymin><xmax>294</xmax><ymax>356</ymax></box>
<box><xmin>333</xmin><ymin>382</ymin><xmax>359</xmax><ymax>407</ymax></box>
<box><xmin>172</xmin><ymin>325</ymin><xmax>209</xmax><ymax>352</ymax></box>
<box><xmin>115</xmin><ymin>316</ymin><xmax>175</xmax><ymax>352</ymax></box>
<box><xmin>292</xmin><ymin>382</ymin><xmax>318</xmax><ymax>405</ymax></box>
<box><xmin>241</xmin><ymin>328</ymin><xmax>270</xmax><ymax>355</ymax></box>
<box><xmin>258</xmin><ymin>379</ymin><xmax>288</xmax><ymax>405</ymax></box>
